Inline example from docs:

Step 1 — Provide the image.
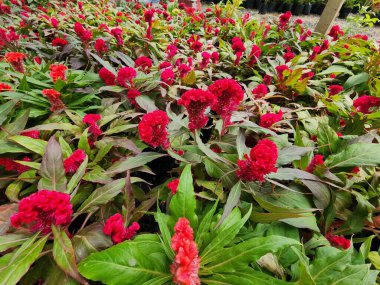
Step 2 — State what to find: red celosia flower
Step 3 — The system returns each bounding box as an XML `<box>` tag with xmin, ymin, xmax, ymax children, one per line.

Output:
<box><xmin>74</xmin><ymin>22</ymin><xmax>92</xmax><ymax>42</ymax></box>
<box><xmin>328</xmin><ymin>85</ymin><xmax>344</xmax><ymax>96</ymax></box>
<box><xmin>159</xmin><ymin>61</ymin><xmax>172</xmax><ymax>70</ymax></box>
<box><xmin>252</xmin><ymin>84</ymin><xmax>268</xmax><ymax>99</ymax></box>
<box><xmin>42</xmin><ymin>89</ymin><xmax>65</xmax><ymax>111</ymax></box>
<box><xmin>5</xmin><ymin>52</ymin><xmax>26</xmax><ymax>73</ymax></box>
<box><xmin>135</xmin><ymin>56</ymin><xmax>152</xmax><ymax>73</ymax></box>
<box><xmin>177</xmin><ymin>89</ymin><xmax>216</xmax><ymax>132</ymax></box>
<box><xmin>0</xmin><ymin>157</ymin><xmax>30</xmax><ymax>174</ymax></box>
<box><xmin>103</xmin><ymin>213</ymin><xmax>140</xmax><ymax>244</ymax></box>
<box><xmin>325</xmin><ymin>233</ymin><xmax>350</xmax><ymax>250</ymax></box>
<box><xmin>275</xmin><ymin>65</ymin><xmax>290</xmax><ymax>80</ymax></box>
<box><xmin>99</xmin><ymin>67</ymin><xmax>116</xmax><ymax>86</ymax></box>
<box><xmin>21</xmin><ymin>130</ymin><xmax>40</xmax><ymax>139</ymax></box>
<box><xmin>178</xmin><ymin>64</ymin><xmax>191</xmax><ymax>78</ymax></box>
<box><xmin>211</xmin><ymin>52</ymin><xmax>219</xmax><ymax>64</ymax></box>
<box><xmin>117</xmin><ymin>67</ymin><xmax>137</xmax><ymax>87</ymax></box>
<box><xmin>110</xmin><ymin>27</ymin><xmax>123</xmax><ymax>46</ymax></box>
<box><xmin>10</xmin><ymin>190</ymin><xmax>73</xmax><ymax>234</ymax></box>
<box><xmin>52</xmin><ymin>37</ymin><xmax>68</xmax><ymax>47</ymax></box>
<box><xmin>302</xmin><ymin>71</ymin><xmax>314</xmax><ymax>79</ymax></box>
<box><xmin>49</xmin><ymin>64</ymin><xmax>67</xmax><ymax>83</ymax></box>
<box><xmin>94</xmin><ymin>38</ymin><xmax>108</xmax><ymax>54</ymax></box>
<box><xmin>50</xmin><ymin>17</ymin><xmax>58</xmax><ymax>28</ymax></box>
<box><xmin>259</xmin><ymin>110</ymin><xmax>283</xmax><ymax>128</ymax></box>
<box><xmin>34</xmin><ymin>56</ymin><xmax>42</xmax><ymax>65</ymax></box>
<box><xmin>144</xmin><ymin>10</ymin><xmax>154</xmax><ymax>23</ymax></box>
<box><xmin>170</xmin><ymin>218</ymin><xmax>201</xmax><ymax>285</ymax></box>
<box><xmin>236</xmin><ymin>139</ymin><xmax>278</xmax><ymax>182</ymax></box>
<box><xmin>283</xmin><ymin>52</ymin><xmax>295</xmax><ymax>63</ymax></box>
<box><xmin>306</xmin><ymin>154</ymin><xmax>324</xmax><ymax>173</ymax></box>
<box><xmin>200</xmin><ymin>52</ymin><xmax>211</xmax><ymax>69</ymax></box>
<box><xmin>248</xmin><ymin>44</ymin><xmax>261</xmax><ymax>66</ymax></box>
<box><xmin>0</xmin><ymin>83</ymin><xmax>12</xmax><ymax>92</ymax></box>
<box><xmin>263</xmin><ymin>75</ymin><xmax>272</xmax><ymax>85</ymax></box>
<box><xmin>138</xmin><ymin>110</ymin><xmax>170</xmax><ymax>148</ymax></box>
<box><xmin>64</xmin><ymin>149</ymin><xmax>86</xmax><ymax>173</ymax></box>
<box><xmin>127</xmin><ymin>89</ymin><xmax>141</xmax><ymax>106</ymax></box>
<box><xmin>353</xmin><ymin>34</ymin><xmax>368</xmax><ymax>41</ymax></box>
<box><xmin>328</xmin><ymin>25</ymin><xmax>344</xmax><ymax>41</ymax></box>
<box><xmin>168</xmin><ymin>178</ymin><xmax>179</xmax><ymax>195</ymax></box>
<box><xmin>83</xmin><ymin>114</ymin><xmax>102</xmax><ymax>139</ymax></box>
<box><xmin>279</xmin><ymin>11</ymin><xmax>291</xmax><ymax>28</ymax></box>
<box><xmin>208</xmin><ymin>79</ymin><xmax>244</xmax><ymax>131</ymax></box>
<box><xmin>187</xmin><ymin>35</ymin><xmax>203</xmax><ymax>53</ymax></box>
<box><xmin>353</xmin><ymin>95</ymin><xmax>380</xmax><ymax>114</ymax></box>
<box><xmin>166</xmin><ymin>44</ymin><xmax>178</xmax><ymax>59</ymax></box>
<box><xmin>161</xmin><ymin>68</ymin><xmax>175</xmax><ymax>86</ymax></box>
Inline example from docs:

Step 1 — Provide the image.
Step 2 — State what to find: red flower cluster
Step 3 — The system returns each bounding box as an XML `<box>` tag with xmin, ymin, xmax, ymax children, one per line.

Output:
<box><xmin>167</xmin><ymin>178</ymin><xmax>179</xmax><ymax>195</ymax></box>
<box><xmin>177</xmin><ymin>89</ymin><xmax>216</xmax><ymax>132</ymax></box>
<box><xmin>117</xmin><ymin>67</ymin><xmax>137</xmax><ymax>87</ymax></box>
<box><xmin>353</xmin><ymin>95</ymin><xmax>380</xmax><ymax>114</ymax></box>
<box><xmin>0</xmin><ymin>82</ymin><xmax>12</xmax><ymax>92</ymax></box>
<box><xmin>259</xmin><ymin>110</ymin><xmax>283</xmax><ymax>128</ymax></box>
<box><xmin>325</xmin><ymin>233</ymin><xmax>350</xmax><ymax>250</ymax></box>
<box><xmin>110</xmin><ymin>27</ymin><xmax>123</xmax><ymax>46</ymax></box>
<box><xmin>252</xmin><ymin>83</ymin><xmax>268</xmax><ymax>99</ymax></box>
<box><xmin>52</xmin><ymin>37</ymin><xmax>68</xmax><ymax>47</ymax></box>
<box><xmin>138</xmin><ymin>110</ymin><xmax>170</xmax><ymax>148</ymax></box>
<box><xmin>99</xmin><ymin>67</ymin><xmax>116</xmax><ymax>86</ymax></box>
<box><xmin>279</xmin><ymin>11</ymin><xmax>291</xmax><ymax>29</ymax></box>
<box><xmin>328</xmin><ymin>85</ymin><xmax>344</xmax><ymax>96</ymax></box>
<box><xmin>10</xmin><ymin>190</ymin><xmax>73</xmax><ymax>234</ymax></box>
<box><xmin>135</xmin><ymin>56</ymin><xmax>152</xmax><ymax>73</ymax></box>
<box><xmin>49</xmin><ymin>64</ymin><xmax>67</xmax><ymax>83</ymax></box>
<box><xmin>41</xmin><ymin>89</ymin><xmax>65</xmax><ymax>111</ymax></box>
<box><xmin>21</xmin><ymin>130</ymin><xmax>40</xmax><ymax>139</ymax></box>
<box><xmin>166</xmin><ymin>44</ymin><xmax>178</xmax><ymax>59</ymax></box>
<box><xmin>83</xmin><ymin>114</ymin><xmax>102</xmax><ymax>141</ymax></box>
<box><xmin>328</xmin><ymin>25</ymin><xmax>344</xmax><ymax>41</ymax></box>
<box><xmin>306</xmin><ymin>154</ymin><xmax>324</xmax><ymax>173</ymax></box>
<box><xmin>275</xmin><ymin>65</ymin><xmax>290</xmax><ymax>80</ymax></box>
<box><xmin>208</xmin><ymin>79</ymin><xmax>244</xmax><ymax>131</ymax></box>
<box><xmin>231</xmin><ymin>37</ymin><xmax>245</xmax><ymax>65</ymax></box>
<box><xmin>248</xmin><ymin>44</ymin><xmax>261</xmax><ymax>66</ymax></box>
<box><xmin>0</xmin><ymin>157</ymin><xmax>30</xmax><ymax>174</ymax></box>
<box><xmin>94</xmin><ymin>38</ymin><xmax>108</xmax><ymax>54</ymax></box>
<box><xmin>64</xmin><ymin>149</ymin><xmax>86</xmax><ymax>173</ymax></box>
<box><xmin>161</xmin><ymin>68</ymin><xmax>175</xmax><ymax>86</ymax></box>
<box><xmin>5</xmin><ymin>52</ymin><xmax>26</xmax><ymax>73</ymax></box>
<box><xmin>171</xmin><ymin>218</ymin><xmax>201</xmax><ymax>285</ymax></box>
<box><xmin>236</xmin><ymin>139</ymin><xmax>278</xmax><ymax>182</ymax></box>
<box><xmin>127</xmin><ymin>88</ymin><xmax>141</xmax><ymax>106</ymax></box>
<box><xmin>283</xmin><ymin>52</ymin><xmax>295</xmax><ymax>63</ymax></box>
<box><xmin>74</xmin><ymin>22</ymin><xmax>92</xmax><ymax>42</ymax></box>
<box><xmin>103</xmin><ymin>213</ymin><xmax>140</xmax><ymax>244</ymax></box>
<box><xmin>187</xmin><ymin>35</ymin><xmax>203</xmax><ymax>53</ymax></box>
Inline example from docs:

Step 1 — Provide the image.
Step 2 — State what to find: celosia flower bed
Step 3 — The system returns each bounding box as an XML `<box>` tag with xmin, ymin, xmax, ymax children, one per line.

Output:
<box><xmin>0</xmin><ymin>0</ymin><xmax>380</xmax><ymax>284</ymax></box>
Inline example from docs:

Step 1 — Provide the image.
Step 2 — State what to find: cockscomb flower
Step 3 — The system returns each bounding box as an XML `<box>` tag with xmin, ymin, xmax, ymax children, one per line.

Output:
<box><xmin>83</xmin><ymin>114</ymin><xmax>102</xmax><ymax>139</ymax></box>
<box><xmin>208</xmin><ymin>79</ymin><xmax>244</xmax><ymax>131</ymax></box>
<box><xmin>171</xmin><ymin>218</ymin><xmax>201</xmax><ymax>285</ymax></box>
<box><xmin>0</xmin><ymin>157</ymin><xmax>31</xmax><ymax>174</ymax></box>
<box><xmin>353</xmin><ymin>95</ymin><xmax>380</xmax><ymax>114</ymax></box>
<box><xmin>0</xmin><ymin>83</ymin><xmax>12</xmax><ymax>92</ymax></box>
<box><xmin>94</xmin><ymin>38</ymin><xmax>108</xmax><ymax>53</ymax></box>
<box><xmin>306</xmin><ymin>154</ymin><xmax>324</xmax><ymax>173</ymax></box>
<box><xmin>52</xmin><ymin>37</ymin><xmax>68</xmax><ymax>47</ymax></box>
<box><xmin>64</xmin><ymin>149</ymin><xmax>86</xmax><ymax>173</ymax></box>
<box><xmin>248</xmin><ymin>44</ymin><xmax>261</xmax><ymax>66</ymax></box>
<box><xmin>236</xmin><ymin>139</ymin><xmax>278</xmax><ymax>182</ymax></box>
<box><xmin>211</xmin><ymin>51</ymin><xmax>219</xmax><ymax>64</ymax></box>
<box><xmin>159</xmin><ymin>61</ymin><xmax>172</xmax><ymax>70</ymax></box>
<box><xmin>99</xmin><ymin>67</ymin><xmax>116</xmax><ymax>86</ymax></box>
<box><xmin>279</xmin><ymin>11</ymin><xmax>291</xmax><ymax>28</ymax></box>
<box><xmin>187</xmin><ymin>35</ymin><xmax>203</xmax><ymax>53</ymax></box>
<box><xmin>177</xmin><ymin>89</ymin><xmax>216</xmax><ymax>132</ymax></box>
<box><xmin>50</xmin><ymin>17</ymin><xmax>58</xmax><ymax>28</ymax></box>
<box><xmin>42</xmin><ymin>89</ymin><xmax>65</xmax><ymax>111</ymax></box>
<box><xmin>138</xmin><ymin>110</ymin><xmax>170</xmax><ymax>149</ymax></box>
<box><xmin>328</xmin><ymin>25</ymin><xmax>344</xmax><ymax>41</ymax></box>
<box><xmin>328</xmin><ymin>85</ymin><xmax>344</xmax><ymax>96</ymax></box>
<box><xmin>325</xmin><ymin>233</ymin><xmax>350</xmax><ymax>250</ymax></box>
<box><xmin>161</xmin><ymin>68</ymin><xmax>175</xmax><ymax>86</ymax></box>
<box><xmin>168</xmin><ymin>178</ymin><xmax>179</xmax><ymax>195</ymax></box>
<box><xmin>252</xmin><ymin>84</ymin><xmax>268</xmax><ymax>99</ymax></box>
<box><xmin>49</xmin><ymin>64</ymin><xmax>67</xmax><ymax>83</ymax></box>
<box><xmin>283</xmin><ymin>52</ymin><xmax>295</xmax><ymax>63</ymax></box>
<box><xmin>5</xmin><ymin>52</ymin><xmax>26</xmax><ymax>73</ymax></box>
<box><xmin>117</xmin><ymin>67</ymin><xmax>137</xmax><ymax>87</ymax></box>
<box><xmin>110</xmin><ymin>27</ymin><xmax>123</xmax><ymax>46</ymax></box>
<box><xmin>10</xmin><ymin>190</ymin><xmax>73</xmax><ymax>234</ymax></box>
<box><xmin>259</xmin><ymin>110</ymin><xmax>283</xmax><ymax>128</ymax></box>
<box><xmin>166</xmin><ymin>44</ymin><xmax>178</xmax><ymax>59</ymax></box>
<box><xmin>275</xmin><ymin>65</ymin><xmax>290</xmax><ymax>80</ymax></box>
<box><xmin>127</xmin><ymin>89</ymin><xmax>141</xmax><ymax>106</ymax></box>
<box><xmin>21</xmin><ymin>130</ymin><xmax>40</xmax><ymax>139</ymax></box>
<box><xmin>144</xmin><ymin>9</ymin><xmax>154</xmax><ymax>23</ymax></box>
<box><xmin>104</xmin><ymin>213</ymin><xmax>140</xmax><ymax>244</ymax></box>
<box><xmin>74</xmin><ymin>22</ymin><xmax>92</xmax><ymax>42</ymax></box>
<box><xmin>135</xmin><ymin>56</ymin><xmax>152</xmax><ymax>73</ymax></box>
<box><xmin>200</xmin><ymin>51</ymin><xmax>211</xmax><ymax>69</ymax></box>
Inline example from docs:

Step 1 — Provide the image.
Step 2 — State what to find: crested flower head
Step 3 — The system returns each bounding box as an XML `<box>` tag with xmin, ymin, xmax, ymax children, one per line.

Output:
<box><xmin>5</xmin><ymin>52</ymin><xmax>26</xmax><ymax>73</ymax></box>
<box><xmin>138</xmin><ymin>110</ymin><xmax>170</xmax><ymax>149</ymax></box>
<box><xmin>49</xmin><ymin>64</ymin><xmax>67</xmax><ymax>83</ymax></box>
<box><xmin>103</xmin><ymin>213</ymin><xmax>140</xmax><ymax>244</ymax></box>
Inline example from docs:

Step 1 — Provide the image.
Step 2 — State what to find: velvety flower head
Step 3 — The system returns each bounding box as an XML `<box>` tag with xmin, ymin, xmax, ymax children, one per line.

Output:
<box><xmin>159</xmin><ymin>61</ymin><xmax>172</xmax><ymax>70</ymax></box>
<box><xmin>0</xmin><ymin>82</ymin><xmax>12</xmax><ymax>92</ymax></box>
<box><xmin>10</xmin><ymin>190</ymin><xmax>73</xmax><ymax>234</ymax></box>
<box><xmin>83</xmin><ymin>114</ymin><xmax>102</xmax><ymax>139</ymax></box>
<box><xmin>167</xmin><ymin>178</ymin><xmax>179</xmax><ymax>195</ymax></box>
<box><xmin>353</xmin><ymin>95</ymin><xmax>380</xmax><ymax>114</ymax></box>
<box><xmin>49</xmin><ymin>64</ymin><xmax>67</xmax><ymax>83</ymax></box>
<box><xmin>103</xmin><ymin>213</ymin><xmax>140</xmax><ymax>244</ymax></box>
<box><xmin>94</xmin><ymin>38</ymin><xmax>108</xmax><ymax>53</ymax></box>
<box><xmin>248</xmin><ymin>44</ymin><xmax>261</xmax><ymax>65</ymax></box>
<box><xmin>138</xmin><ymin>110</ymin><xmax>170</xmax><ymax>149</ymax></box>
<box><xmin>279</xmin><ymin>11</ymin><xmax>291</xmax><ymax>28</ymax></box>
<box><xmin>328</xmin><ymin>85</ymin><xmax>344</xmax><ymax>96</ymax></box>
<box><xmin>326</xmin><ymin>233</ymin><xmax>350</xmax><ymax>250</ymax></box>
<box><xmin>306</xmin><ymin>154</ymin><xmax>324</xmax><ymax>173</ymax></box>
<box><xmin>236</xmin><ymin>139</ymin><xmax>278</xmax><ymax>182</ymax></box>
<box><xmin>252</xmin><ymin>83</ymin><xmax>268</xmax><ymax>99</ymax></box>
<box><xmin>135</xmin><ymin>56</ymin><xmax>153</xmax><ymax>73</ymax></box>
<box><xmin>42</xmin><ymin>89</ymin><xmax>65</xmax><ymax>111</ymax></box>
<box><xmin>161</xmin><ymin>68</ymin><xmax>175</xmax><ymax>86</ymax></box>
<box><xmin>74</xmin><ymin>22</ymin><xmax>92</xmax><ymax>42</ymax></box>
<box><xmin>110</xmin><ymin>27</ymin><xmax>123</xmax><ymax>46</ymax></box>
<box><xmin>171</xmin><ymin>218</ymin><xmax>201</xmax><ymax>285</ymax></box>
<box><xmin>50</xmin><ymin>17</ymin><xmax>58</xmax><ymax>28</ymax></box>
<box><xmin>21</xmin><ymin>130</ymin><xmax>40</xmax><ymax>139</ymax></box>
<box><xmin>127</xmin><ymin>88</ymin><xmax>141</xmax><ymax>106</ymax></box>
<box><xmin>275</xmin><ymin>65</ymin><xmax>290</xmax><ymax>80</ymax></box>
<box><xmin>231</xmin><ymin>37</ymin><xmax>246</xmax><ymax>53</ymax></box>
<box><xmin>0</xmin><ymin>157</ymin><xmax>31</xmax><ymax>174</ymax></box>
<box><xmin>263</xmin><ymin>74</ymin><xmax>272</xmax><ymax>85</ymax></box>
<box><xmin>259</xmin><ymin>110</ymin><xmax>283</xmax><ymax>128</ymax></box>
<box><xmin>64</xmin><ymin>149</ymin><xmax>86</xmax><ymax>173</ymax></box>
<box><xmin>144</xmin><ymin>9</ymin><xmax>154</xmax><ymax>23</ymax></box>
<box><xmin>208</xmin><ymin>79</ymin><xmax>244</xmax><ymax>131</ymax></box>
<box><xmin>177</xmin><ymin>89</ymin><xmax>216</xmax><ymax>132</ymax></box>
<box><xmin>117</xmin><ymin>67</ymin><xmax>137</xmax><ymax>87</ymax></box>
<box><xmin>200</xmin><ymin>51</ymin><xmax>211</xmax><ymax>69</ymax></box>
<box><xmin>211</xmin><ymin>51</ymin><xmax>219</xmax><ymax>64</ymax></box>
<box><xmin>5</xmin><ymin>52</ymin><xmax>26</xmax><ymax>73</ymax></box>
<box><xmin>52</xmin><ymin>37</ymin><xmax>68</xmax><ymax>47</ymax></box>
<box><xmin>166</xmin><ymin>44</ymin><xmax>178</xmax><ymax>59</ymax></box>
<box><xmin>99</xmin><ymin>67</ymin><xmax>116</xmax><ymax>86</ymax></box>
<box><xmin>283</xmin><ymin>52</ymin><xmax>295</xmax><ymax>63</ymax></box>
<box><xmin>328</xmin><ymin>25</ymin><xmax>344</xmax><ymax>41</ymax></box>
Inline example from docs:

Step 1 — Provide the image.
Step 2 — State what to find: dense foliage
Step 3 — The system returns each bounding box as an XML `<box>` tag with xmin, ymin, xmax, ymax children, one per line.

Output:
<box><xmin>0</xmin><ymin>0</ymin><xmax>380</xmax><ymax>284</ymax></box>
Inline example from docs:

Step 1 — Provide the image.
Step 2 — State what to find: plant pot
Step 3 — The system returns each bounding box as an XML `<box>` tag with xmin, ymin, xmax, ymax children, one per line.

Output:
<box><xmin>304</xmin><ymin>3</ymin><xmax>312</xmax><ymax>15</ymax></box>
<box><xmin>338</xmin><ymin>7</ymin><xmax>352</xmax><ymax>19</ymax></box>
<box><xmin>268</xmin><ymin>1</ymin><xmax>277</xmax><ymax>12</ymax></box>
<box><xmin>259</xmin><ymin>1</ymin><xmax>268</xmax><ymax>14</ymax></box>
<box><xmin>293</xmin><ymin>4</ymin><xmax>305</xmax><ymax>15</ymax></box>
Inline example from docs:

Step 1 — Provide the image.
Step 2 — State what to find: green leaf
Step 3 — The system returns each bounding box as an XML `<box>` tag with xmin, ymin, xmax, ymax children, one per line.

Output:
<box><xmin>154</xmin><ymin>212</ymin><xmax>174</xmax><ymax>259</ymax></box>
<box><xmin>78</xmin><ymin>129</ymin><xmax>91</xmax><ymax>156</ymax></box>
<box><xmin>106</xmin><ymin>152</ymin><xmax>166</xmax><ymax>175</ymax></box>
<box><xmin>90</xmin><ymin>53</ymin><xmax>117</xmax><ymax>75</ymax></box>
<box><xmin>0</xmin><ymin>100</ymin><xmax>18</xmax><ymax>126</ymax></box>
<box><xmin>169</xmin><ymin>164</ymin><xmax>197</xmax><ymax>227</ymax></box>
<box><xmin>204</xmin><ymin>158</ymin><xmax>237</xmax><ymax>189</ymax></box>
<box><xmin>325</xmin><ymin>143</ymin><xmax>380</xmax><ymax>168</ymax></box>
<box><xmin>0</xmin><ymin>234</ymin><xmax>48</xmax><ymax>285</ymax></box>
<box><xmin>78</xmin><ymin>178</ymin><xmax>126</xmax><ymax>213</ymax></box>
<box><xmin>0</xmin><ymin>234</ymin><xmax>29</xmax><ymax>253</ymax></box>
<box><xmin>317</xmin><ymin>123</ymin><xmax>339</xmax><ymax>155</ymax></box>
<box><xmin>277</xmin><ymin>146</ymin><xmax>313</xmax><ymax>166</ymax></box>
<box><xmin>318</xmin><ymin>65</ymin><xmax>354</xmax><ymax>76</ymax></box>
<box><xmin>195</xmin><ymin>202</ymin><xmax>218</xmax><ymax>252</ymax></box>
<box><xmin>9</xmin><ymin>136</ymin><xmax>48</xmax><ymax>155</ymax></box>
<box><xmin>6</xmin><ymin>170</ymin><xmax>37</xmax><ymax>202</ymax></box>
<box><xmin>0</xmin><ymin>109</ymin><xmax>29</xmax><ymax>139</ymax></box>
<box><xmin>217</xmin><ymin>181</ymin><xmax>241</xmax><ymax>226</ymax></box>
<box><xmin>368</xmin><ymin>252</ymin><xmax>380</xmax><ymax>270</ymax></box>
<box><xmin>78</xmin><ymin>235</ymin><xmax>171</xmax><ymax>285</ymax></box>
<box><xmin>67</xmin><ymin>156</ymin><xmax>88</xmax><ymax>194</ymax></box>
<box><xmin>38</xmin><ymin>136</ymin><xmax>67</xmax><ymax>192</ymax></box>
<box><xmin>343</xmin><ymin>72</ymin><xmax>370</xmax><ymax>89</ymax></box>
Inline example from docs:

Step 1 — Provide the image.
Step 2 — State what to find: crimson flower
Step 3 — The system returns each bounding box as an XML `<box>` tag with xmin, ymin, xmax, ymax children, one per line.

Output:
<box><xmin>110</xmin><ymin>27</ymin><xmax>123</xmax><ymax>46</ymax></box>
<box><xmin>135</xmin><ymin>56</ymin><xmax>152</xmax><ymax>73</ymax></box>
<box><xmin>279</xmin><ymin>11</ymin><xmax>291</xmax><ymax>28</ymax></box>
<box><xmin>99</xmin><ymin>67</ymin><xmax>116</xmax><ymax>86</ymax></box>
<box><xmin>259</xmin><ymin>110</ymin><xmax>283</xmax><ymax>128</ymax></box>
<box><xmin>248</xmin><ymin>44</ymin><xmax>261</xmax><ymax>65</ymax></box>
<box><xmin>0</xmin><ymin>157</ymin><xmax>31</xmax><ymax>174</ymax></box>
<box><xmin>0</xmin><ymin>82</ymin><xmax>12</xmax><ymax>92</ymax></box>
<box><xmin>275</xmin><ymin>65</ymin><xmax>290</xmax><ymax>80</ymax></box>
<box><xmin>83</xmin><ymin>114</ymin><xmax>102</xmax><ymax>141</ymax></box>
<box><xmin>52</xmin><ymin>37</ymin><xmax>68</xmax><ymax>47</ymax></box>
<box><xmin>167</xmin><ymin>178</ymin><xmax>179</xmax><ymax>195</ymax></box>
<box><xmin>252</xmin><ymin>84</ymin><xmax>268</xmax><ymax>99</ymax></box>
<box><xmin>5</xmin><ymin>52</ymin><xmax>26</xmax><ymax>73</ymax></box>
<box><xmin>42</xmin><ymin>89</ymin><xmax>65</xmax><ymax>111</ymax></box>
<box><xmin>127</xmin><ymin>89</ymin><xmax>141</xmax><ymax>106</ymax></box>
<box><xmin>306</xmin><ymin>154</ymin><xmax>324</xmax><ymax>173</ymax></box>
<box><xmin>64</xmin><ymin>149</ymin><xmax>86</xmax><ymax>173</ymax></box>
<box><xmin>10</xmin><ymin>190</ymin><xmax>73</xmax><ymax>234</ymax></box>
<box><xmin>103</xmin><ymin>213</ymin><xmax>140</xmax><ymax>244</ymax></box>
<box><xmin>166</xmin><ymin>44</ymin><xmax>178</xmax><ymax>59</ymax></box>
<box><xmin>161</xmin><ymin>68</ymin><xmax>175</xmax><ymax>86</ymax></box>
<box><xmin>117</xmin><ymin>67</ymin><xmax>137</xmax><ymax>87</ymax></box>
<box><xmin>325</xmin><ymin>233</ymin><xmax>350</xmax><ymax>250</ymax></box>
<box><xmin>74</xmin><ymin>22</ymin><xmax>92</xmax><ymax>42</ymax></box>
<box><xmin>138</xmin><ymin>110</ymin><xmax>170</xmax><ymax>149</ymax></box>
<box><xmin>353</xmin><ymin>95</ymin><xmax>380</xmax><ymax>114</ymax></box>
<box><xmin>49</xmin><ymin>64</ymin><xmax>67</xmax><ymax>83</ymax></box>
<box><xmin>94</xmin><ymin>38</ymin><xmax>108</xmax><ymax>53</ymax></box>
<box><xmin>21</xmin><ymin>130</ymin><xmax>40</xmax><ymax>139</ymax></box>
<box><xmin>328</xmin><ymin>85</ymin><xmax>344</xmax><ymax>96</ymax></box>
<box><xmin>328</xmin><ymin>25</ymin><xmax>344</xmax><ymax>41</ymax></box>
<box><xmin>283</xmin><ymin>52</ymin><xmax>295</xmax><ymax>62</ymax></box>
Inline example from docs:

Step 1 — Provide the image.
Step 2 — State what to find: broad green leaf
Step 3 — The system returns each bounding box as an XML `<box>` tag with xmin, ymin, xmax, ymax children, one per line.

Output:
<box><xmin>90</xmin><ymin>53</ymin><xmax>117</xmax><ymax>75</ymax></box>
<box><xmin>78</xmin><ymin>129</ymin><xmax>91</xmax><ymax>156</ymax></box>
<box><xmin>277</xmin><ymin>146</ymin><xmax>313</xmax><ymax>166</ymax></box>
<box><xmin>154</xmin><ymin>212</ymin><xmax>174</xmax><ymax>259</ymax></box>
<box><xmin>0</xmin><ymin>234</ymin><xmax>29</xmax><ymax>253</ymax></box>
<box><xmin>343</xmin><ymin>72</ymin><xmax>370</xmax><ymax>89</ymax></box>
<box><xmin>217</xmin><ymin>181</ymin><xmax>241</xmax><ymax>226</ymax></box>
<box><xmin>6</xmin><ymin>170</ymin><xmax>37</xmax><ymax>202</ymax></box>
<box><xmin>317</xmin><ymin>123</ymin><xmax>339</xmax><ymax>155</ymax></box>
<box><xmin>368</xmin><ymin>252</ymin><xmax>380</xmax><ymax>270</ymax></box>
<box><xmin>195</xmin><ymin>202</ymin><xmax>218</xmax><ymax>251</ymax></box>
<box><xmin>9</xmin><ymin>136</ymin><xmax>47</xmax><ymax>155</ymax></box>
<box><xmin>318</xmin><ymin>65</ymin><xmax>354</xmax><ymax>76</ymax></box>
<box><xmin>0</xmin><ymin>109</ymin><xmax>29</xmax><ymax>139</ymax></box>
<box><xmin>0</xmin><ymin>100</ymin><xmax>18</xmax><ymax>126</ymax></box>
<box><xmin>67</xmin><ymin>156</ymin><xmax>88</xmax><ymax>194</ymax></box>
<box><xmin>204</xmin><ymin>158</ymin><xmax>237</xmax><ymax>189</ymax></box>
<box><xmin>78</xmin><ymin>235</ymin><xmax>171</xmax><ymax>285</ymax></box>
<box><xmin>202</xmin><ymin>270</ymin><xmax>294</xmax><ymax>284</ymax></box>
